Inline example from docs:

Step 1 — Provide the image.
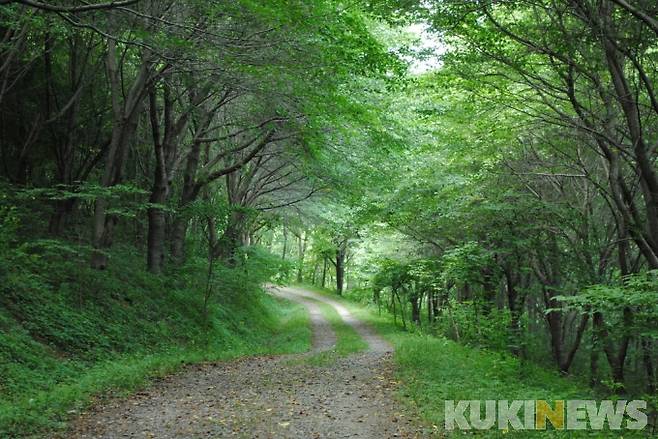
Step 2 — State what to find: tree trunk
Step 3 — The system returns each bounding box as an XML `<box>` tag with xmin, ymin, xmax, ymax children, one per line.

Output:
<box><xmin>215</xmin><ymin>212</ymin><xmax>246</xmax><ymax>265</ymax></box>
<box><xmin>281</xmin><ymin>225</ymin><xmax>288</xmax><ymax>260</ymax></box>
<box><xmin>590</xmin><ymin>323</ymin><xmax>600</xmax><ymax>387</ymax></box>
<box><xmin>170</xmin><ymin>98</ymin><xmax>208</xmax><ymax>263</ymax></box>
<box><xmin>321</xmin><ymin>256</ymin><xmax>328</xmax><ymax>288</ymax></box>
<box><xmin>170</xmin><ymin>217</ymin><xmax>188</xmax><ymax>262</ymax></box>
<box><xmin>396</xmin><ymin>289</ymin><xmax>407</xmax><ymax>329</ymax></box>
<box><xmin>296</xmin><ymin>231</ymin><xmax>307</xmax><ymax>283</ymax></box>
<box><xmin>601</xmin><ymin>15</ymin><xmax>658</xmax><ymax>256</ymax></box>
<box><xmin>146</xmin><ymin>81</ymin><xmax>191</xmax><ymax>273</ymax></box>
<box><xmin>504</xmin><ymin>267</ymin><xmax>524</xmax><ymax>356</ymax></box>
<box><xmin>641</xmin><ymin>338</ymin><xmax>656</xmax><ymax>395</ymax></box>
<box><xmin>169</xmin><ymin>139</ymin><xmax>202</xmax><ymax>263</ymax></box>
<box><xmin>481</xmin><ymin>267</ymin><xmax>496</xmax><ymax>313</ymax></box>
<box><xmin>311</xmin><ymin>260</ymin><xmax>318</xmax><ymax>285</ymax></box>
<box><xmin>335</xmin><ymin>245</ymin><xmax>346</xmax><ymax>295</ymax></box>
<box><xmin>146</xmin><ymin>201</ymin><xmax>167</xmax><ymax>273</ymax></box>
<box><xmin>542</xmin><ymin>285</ymin><xmax>589</xmax><ymax>374</ymax></box>
<box><xmin>593</xmin><ymin>309</ymin><xmax>632</xmax><ymax>388</ymax></box>
<box><xmin>146</xmin><ymin>89</ymin><xmax>167</xmax><ymax>274</ymax></box>
<box><xmin>48</xmin><ymin>198</ymin><xmax>76</xmax><ymax>235</ymax></box>
<box><xmin>411</xmin><ymin>294</ymin><xmax>421</xmax><ymax>325</ymax></box>
<box><xmin>91</xmin><ymin>41</ymin><xmax>150</xmax><ymax>269</ymax></box>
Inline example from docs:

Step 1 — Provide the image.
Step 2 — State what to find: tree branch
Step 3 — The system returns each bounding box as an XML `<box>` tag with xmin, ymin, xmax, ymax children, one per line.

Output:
<box><xmin>3</xmin><ymin>0</ymin><xmax>141</xmax><ymax>13</ymax></box>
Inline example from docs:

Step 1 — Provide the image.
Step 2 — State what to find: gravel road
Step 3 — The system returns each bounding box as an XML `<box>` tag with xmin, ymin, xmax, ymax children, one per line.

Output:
<box><xmin>61</xmin><ymin>286</ymin><xmax>429</xmax><ymax>438</ymax></box>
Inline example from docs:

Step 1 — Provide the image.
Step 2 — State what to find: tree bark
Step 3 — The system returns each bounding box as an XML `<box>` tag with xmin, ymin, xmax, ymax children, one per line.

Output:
<box><xmin>91</xmin><ymin>41</ymin><xmax>151</xmax><ymax>269</ymax></box>
<box><xmin>146</xmin><ymin>82</ymin><xmax>192</xmax><ymax>273</ymax></box>
<box><xmin>146</xmin><ymin>87</ymin><xmax>167</xmax><ymax>273</ymax></box>
<box><xmin>410</xmin><ymin>294</ymin><xmax>421</xmax><ymax>325</ymax></box>
<box><xmin>504</xmin><ymin>265</ymin><xmax>525</xmax><ymax>356</ymax></box>
<box><xmin>335</xmin><ymin>243</ymin><xmax>346</xmax><ymax>295</ymax></box>
<box><xmin>281</xmin><ymin>225</ymin><xmax>288</xmax><ymax>261</ymax></box>
<box><xmin>311</xmin><ymin>260</ymin><xmax>318</xmax><ymax>285</ymax></box>
<box><xmin>321</xmin><ymin>256</ymin><xmax>327</xmax><ymax>288</ymax></box>
<box><xmin>170</xmin><ymin>122</ymin><xmax>204</xmax><ymax>262</ymax></box>
<box><xmin>592</xmin><ymin>305</ymin><xmax>633</xmax><ymax>389</ymax></box>
<box><xmin>215</xmin><ymin>211</ymin><xmax>247</xmax><ymax>265</ymax></box>
<box><xmin>641</xmin><ymin>338</ymin><xmax>656</xmax><ymax>395</ymax></box>
<box><xmin>296</xmin><ymin>231</ymin><xmax>307</xmax><ymax>283</ymax></box>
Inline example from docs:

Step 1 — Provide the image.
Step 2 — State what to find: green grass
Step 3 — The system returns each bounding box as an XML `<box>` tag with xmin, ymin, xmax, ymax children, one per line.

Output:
<box><xmin>302</xmin><ymin>298</ymin><xmax>367</xmax><ymax>366</ymax></box>
<box><xmin>1</xmin><ymin>299</ymin><xmax>309</xmax><ymax>437</ymax></box>
<box><xmin>297</xmin><ymin>284</ymin><xmax>650</xmax><ymax>437</ymax></box>
<box><xmin>0</xmin><ymin>246</ymin><xmax>312</xmax><ymax>438</ymax></box>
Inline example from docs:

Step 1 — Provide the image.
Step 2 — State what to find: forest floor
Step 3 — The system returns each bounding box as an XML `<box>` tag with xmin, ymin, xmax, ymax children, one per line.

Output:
<box><xmin>59</xmin><ymin>286</ymin><xmax>428</xmax><ymax>438</ymax></box>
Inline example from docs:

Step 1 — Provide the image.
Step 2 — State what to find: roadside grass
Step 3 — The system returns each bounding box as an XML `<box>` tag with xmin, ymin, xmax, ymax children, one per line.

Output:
<box><xmin>296</xmin><ymin>296</ymin><xmax>367</xmax><ymax>366</ymax></box>
<box><xmin>297</xmin><ymin>284</ymin><xmax>649</xmax><ymax>438</ymax></box>
<box><xmin>1</xmin><ymin>295</ymin><xmax>310</xmax><ymax>438</ymax></box>
<box><xmin>0</xmin><ymin>246</ymin><xmax>311</xmax><ymax>438</ymax></box>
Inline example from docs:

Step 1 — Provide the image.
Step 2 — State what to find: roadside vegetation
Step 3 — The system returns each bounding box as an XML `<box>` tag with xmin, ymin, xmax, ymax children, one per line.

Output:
<box><xmin>303</xmin><ymin>284</ymin><xmax>652</xmax><ymax>437</ymax></box>
<box><xmin>0</xmin><ymin>242</ymin><xmax>309</xmax><ymax>437</ymax></box>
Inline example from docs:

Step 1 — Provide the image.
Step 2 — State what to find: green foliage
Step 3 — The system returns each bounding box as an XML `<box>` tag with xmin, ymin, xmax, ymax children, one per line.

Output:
<box><xmin>558</xmin><ymin>272</ymin><xmax>658</xmax><ymax>312</ymax></box>
<box><xmin>557</xmin><ymin>271</ymin><xmax>658</xmax><ymax>340</ymax></box>
<box><xmin>0</xmin><ymin>205</ymin><xmax>20</xmax><ymax>255</ymax></box>
<box><xmin>431</xmin><ymin>300</ymin><xmax>511</xmax><ymax>351</ymax></box>
<box><xmin>0</xmin><ymin>242</ymin><xmax>310</xmax><ymax>437</ymax></box>
<box><xmin>440</xmin><ymin>243</ymin><xmax>496</xmax><ymax>288</ymax></box>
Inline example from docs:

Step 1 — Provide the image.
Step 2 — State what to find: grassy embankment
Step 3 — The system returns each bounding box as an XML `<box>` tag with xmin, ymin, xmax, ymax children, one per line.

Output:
<box><xmin>0</xmin><ymin>246</ymin><xmax>311</xmax><ymax>438</ymax></box>
<box><xmin>298</xmin><ymin>284</ymin><xmax>651</xmax><ymax>438</ymax></box>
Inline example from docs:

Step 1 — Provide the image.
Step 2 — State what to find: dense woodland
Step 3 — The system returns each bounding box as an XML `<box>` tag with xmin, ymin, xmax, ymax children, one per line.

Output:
<box><xmin>1</xmin><ymin>0</ymin><xmax>657</xmax><ymax>435</ymax></box>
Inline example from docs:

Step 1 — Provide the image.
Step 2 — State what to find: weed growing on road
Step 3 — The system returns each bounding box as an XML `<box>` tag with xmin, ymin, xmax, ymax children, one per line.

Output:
<box><xmin>302</xmin><ymin>298</ymin><xmax>367</xmax><ymax>366</ymax></box>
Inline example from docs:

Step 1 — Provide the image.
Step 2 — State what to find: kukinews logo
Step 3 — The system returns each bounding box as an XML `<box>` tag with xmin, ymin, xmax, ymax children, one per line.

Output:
<box><xmin>445</xmin><ymin>400</ymin><xmax>647</xmax><ymax>431</ymax></box>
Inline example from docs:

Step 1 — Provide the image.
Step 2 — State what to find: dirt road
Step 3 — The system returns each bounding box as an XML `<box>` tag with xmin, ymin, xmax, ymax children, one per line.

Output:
<box><xmin>62</xmin><ymin>286</ymin><xmax>427</xmax><ymax>438</ymax></box>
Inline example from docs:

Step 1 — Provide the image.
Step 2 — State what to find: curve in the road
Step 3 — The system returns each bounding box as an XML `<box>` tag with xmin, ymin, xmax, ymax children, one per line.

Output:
<box><xmin>61</xmin><ymin>285</ymin><xmax>425</xmax><ymax>438</ymax></box>
<box><xmin>271</xmin><ymin>285</ymin><xmax>392</xmax><ymax>354</ymax></box>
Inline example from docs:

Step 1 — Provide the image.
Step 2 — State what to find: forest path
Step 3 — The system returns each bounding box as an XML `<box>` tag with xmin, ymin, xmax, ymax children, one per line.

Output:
<box><xmin>62</xmin><ymin>286</ymin><xmax>426</xmax><ymax>438</ymax></box>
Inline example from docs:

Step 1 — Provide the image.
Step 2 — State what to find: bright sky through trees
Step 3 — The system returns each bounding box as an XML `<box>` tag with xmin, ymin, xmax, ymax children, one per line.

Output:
<box><xmin>406</xmin><ymin>22</ymin><xmax>444</xmax><ymax>73</ymax></box>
